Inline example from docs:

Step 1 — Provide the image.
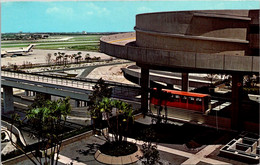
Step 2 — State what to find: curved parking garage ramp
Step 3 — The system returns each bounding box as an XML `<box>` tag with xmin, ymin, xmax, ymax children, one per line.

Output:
<box><xmin>100</xmin><ymin>10</ymin><xmax>259</xmax><ymax>74</ymax></box>
<box><xmin>100</xmin><ymin>10</ymin><xmax>259</xmax><ymax>130</ymax></box>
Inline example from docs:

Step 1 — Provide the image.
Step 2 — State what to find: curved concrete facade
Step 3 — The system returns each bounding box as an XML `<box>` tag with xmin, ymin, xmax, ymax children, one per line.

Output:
<box><xmin>100</xmin><ymin>10</ymin><xmax>259</xmax><ymax>74</ymax></box>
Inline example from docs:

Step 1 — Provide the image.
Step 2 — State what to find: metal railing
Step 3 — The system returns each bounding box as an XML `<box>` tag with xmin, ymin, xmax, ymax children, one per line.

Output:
<box><xmin>2</xmin><ymin>71</ymin><xmax>94</xmax><ymax>90</ymax></box>
<box><xmin>2</xmin><ymin>70</ymin><xmax>141</xmax><ymax>99</ymax></box>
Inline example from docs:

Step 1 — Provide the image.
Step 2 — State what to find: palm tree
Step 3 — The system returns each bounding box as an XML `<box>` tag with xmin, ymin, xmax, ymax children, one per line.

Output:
<box><xmin>77</xmin><ymin>52</ymin><xmax>82</xmax><ymax>63</ymax></box>
<box><xmin>85</xmin><ymin>53</ymin><xmax>91</xmax><ymax>62</ymax></box>
<box><xmin>69</xmin><ymin>55</ymin><xmax>73</xmax><ymax>63</ymax></box>
<box><xmin>56</xmin><ymin>55</ymin><xmax>62</xmax><ymax>65</ymax></box>
<box><xmin>113</xmin><ymin>100</ymin><xmax>133</xmax><ymax>142</ymax></box>
<box><xmin>78</xmin><ymin>55</ymin><xmax>82</xmax><ymax>63</ymax></box>
<box><xmin>64</xmin><ymin>54</ymin><xmax>69</xmax><ymax>65</ymax></box>
<box><xmin>54</xmin><ymin>53</ymin><xmax>57</xmax><ymax>64</ymax></box>
<box><xmin>61</xmin><ymin>53</ymin><xmax>65</xmax><ymax>64</ymax></box>
<box><xmin>9</xmin><ymin>97</ymin><xmax>71</xmax><ymax>165</ymax></box>
<box><xmin>72</xmin><ymin>54</ymin><xmax>77</xmax><ymax>63</ymax></box>
<box><xmin>93</xmin><ymin>98</ymin><xmax>133</xmax><ymax>143</ymax></box>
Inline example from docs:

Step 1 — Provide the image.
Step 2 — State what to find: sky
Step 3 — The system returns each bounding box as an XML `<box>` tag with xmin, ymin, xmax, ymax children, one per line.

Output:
<box><xmin>1</xmin><ymin>1</ymin><xmax>260</xmax><ymax>33</ymax></box>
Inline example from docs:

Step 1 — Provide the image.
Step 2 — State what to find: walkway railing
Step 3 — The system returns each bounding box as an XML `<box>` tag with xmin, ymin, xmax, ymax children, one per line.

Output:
<box><xmin>2</xmin><ymin>71</ymin><xmax>94</xmax><ymax>90</ymax></box>
<box><xmin>2</xmin><ymin>70</ymin><xmax>141</xmax><ymax>101</ymax></box>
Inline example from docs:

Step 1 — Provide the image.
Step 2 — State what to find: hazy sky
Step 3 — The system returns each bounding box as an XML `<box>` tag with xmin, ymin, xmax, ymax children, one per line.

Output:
<box><xmin>2</xmin><ymin>1</ymin><xmax>259</xmax><ymax>33</ymax></box>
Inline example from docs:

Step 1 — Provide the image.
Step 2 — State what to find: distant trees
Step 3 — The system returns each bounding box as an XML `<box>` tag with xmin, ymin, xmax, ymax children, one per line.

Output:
<box><xmin>85</xmin><ymin>53</ymin><xmax>91</xmax><ymax>61</ymax></box>
<box><xmin>75</xmin><ymin>56</ymin><xmax>81</xmax><ymax>63</ymax></box>
<box><xmin>51</xmin><ymin>51</ymin><xmax>102</xmax><ymax>65</ymax></box>
<box><xmin>64</xmin><ymin>54</ymin><xmax>69</xmax><ymax>65</ymax></box>
<box><xmin>75</xmin><ymin>52</ymin><xmax>82</xmax><ymax>63</ymax></box>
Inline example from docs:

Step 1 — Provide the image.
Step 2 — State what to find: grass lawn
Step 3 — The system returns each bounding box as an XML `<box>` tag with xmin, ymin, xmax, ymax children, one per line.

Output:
<box><xmin>1</xmin><ymin>35</ymin><xmax>101</xmax><ymax>51</ymax></box>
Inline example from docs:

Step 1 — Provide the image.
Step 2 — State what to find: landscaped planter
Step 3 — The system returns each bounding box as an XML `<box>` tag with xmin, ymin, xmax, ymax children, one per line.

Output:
<box><xmin>94</xmin><ymin>145</ymin><xmax>142</xmax><ymax>165</ymax></box>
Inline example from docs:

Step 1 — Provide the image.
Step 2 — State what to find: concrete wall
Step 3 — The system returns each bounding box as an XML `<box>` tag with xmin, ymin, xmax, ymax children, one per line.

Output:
<box><xmin>3</xmin><ymin>86</ymin><xmax>14</xmax><ymax>114</ymax></box>
<box><xmin>100</xmin><ymin>33</ymin><xmax>259</xmax><ymax>74</ymax></box>
<box><xmin>135</xmin><ymin>10</ymin><xmax>259</xmax><ymax>56</ymax></box>
<box><xmin>136</xmin><ymin>10</ymin><xmax>250</xmax><ymax>37</ymax></box>
<box><xmin>136</xmin><ymin>31</ymin><xmax>247</xmax><ymax>56</ymax></box>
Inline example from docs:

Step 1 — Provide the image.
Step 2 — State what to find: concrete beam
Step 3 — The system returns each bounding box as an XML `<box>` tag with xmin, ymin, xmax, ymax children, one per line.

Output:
<box><xmin>231</xmin><ymin>73</ymin><xmax>243</xmax><ymax>130</ymax></box>
<box><xmin>140</xmin><ymin>67</ymin><xmax>149</xmax><ymax>114</ymax></box>
<box><xmin>182</xmin><ymin>73</ymin><xmax>189</xmax><ymax>91</ymax></box>
<box><xmin>75</xmin><ymin>100</ymin><xmax>79</xmax><ymax>107</ymax></box>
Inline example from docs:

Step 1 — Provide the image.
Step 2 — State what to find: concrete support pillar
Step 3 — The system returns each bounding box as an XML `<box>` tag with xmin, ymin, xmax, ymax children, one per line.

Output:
<box><xmin>182</xmin><ymin>73</ymin><xmax>189</xmax><ymax>91</ymax></box>
<box><xmin>231</xmin><ymin>73</ymin><xmax>243</xmax><ymax>130</ymax></box>
<box><xmin>80</xmin><ymin>101</ymin><xmax>84</xmax><ymax>107</ymax></box>
<box><xmin>25</xmin><ymin>90</ymin><xmax>29</xmax><ymax>96</ymax></box>
<box><xmin>140</xmin><ymin>67</ymin><xmax>149</xmax><ymax>114</ymax></box>
<box><xmin>31</xmin><ymin>91</ymin><xmax>36</xmax><ymax>97</ymax></box>
<box><xmin>3</xmin><ymin>86</ymin><xmax>14</xmax><ymax>114</ymax></box>
<box><xmin>75</xmin><ymin>100</ymin><xmax>80</xmax><ymax>107</ymax></box>
<box><xmin>26</xmin><ymin>90</ymin><xmax>36</xmax><ymax>97</ymax></box>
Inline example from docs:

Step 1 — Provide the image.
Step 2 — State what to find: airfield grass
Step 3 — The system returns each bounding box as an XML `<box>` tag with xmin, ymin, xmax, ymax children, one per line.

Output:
<box><xmin>34</xmin><ymin>42</ymin><xmax>99</xmax><ymax>46</ymax></box>
<box><xmin>35</xmin><ymin>45</ymin><xmax>99</xmax><ymax>51</ymax></box>
<box><xmin>67</xmin><ymin>45</ymin><xmax>100</xmax><ymax>51</ymax></box>
<box><xmin>1</xmin><ymin>45</ymin><xmax>29</xmax><ymax>48</ymax></box>
<box><xmin>68</xmin><ymin>35</ymin><xmax>101</xmax><ymax>40</ymax></box>
<box><xmin>35</xmin><ymin>43</ymin><xmax>99</xmax><ymax>51</ymax></box>
<box><xmin>1</xmin><ymin>35</ymin><xmax>101</xmax><ymax>51</ymax></box>
<box><xmin>2</xmin><ymin>40</ymin><xmax>99</xmax><ymax>45</ymax></box>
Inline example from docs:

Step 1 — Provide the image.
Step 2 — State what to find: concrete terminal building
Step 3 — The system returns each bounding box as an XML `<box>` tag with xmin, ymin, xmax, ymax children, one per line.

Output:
<box><xmin>100</xmin><ymin>10</ymin><xmax>259</xmax><ymax>131</ymax></box>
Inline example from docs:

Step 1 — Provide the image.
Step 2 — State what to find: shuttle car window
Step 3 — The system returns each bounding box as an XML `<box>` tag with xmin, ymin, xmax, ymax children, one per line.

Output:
<box><xmin>174</xmin><ymin>95</ymin><xmax>180</xmax><ymax>102</ymax></box>
<box><xmin>181</xmin><ymin>96</ymin><xmax>187</xmax><ymax>103</ymax></box>
<box><xmin>188</xmin><ymin>97</ymin><xmax>194</xmax><ymax>104</ymax></box>
<box><xmin>195</xmin><ymin>98</ymin><xmax>202</xmax><ymax>105</ymax></box>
